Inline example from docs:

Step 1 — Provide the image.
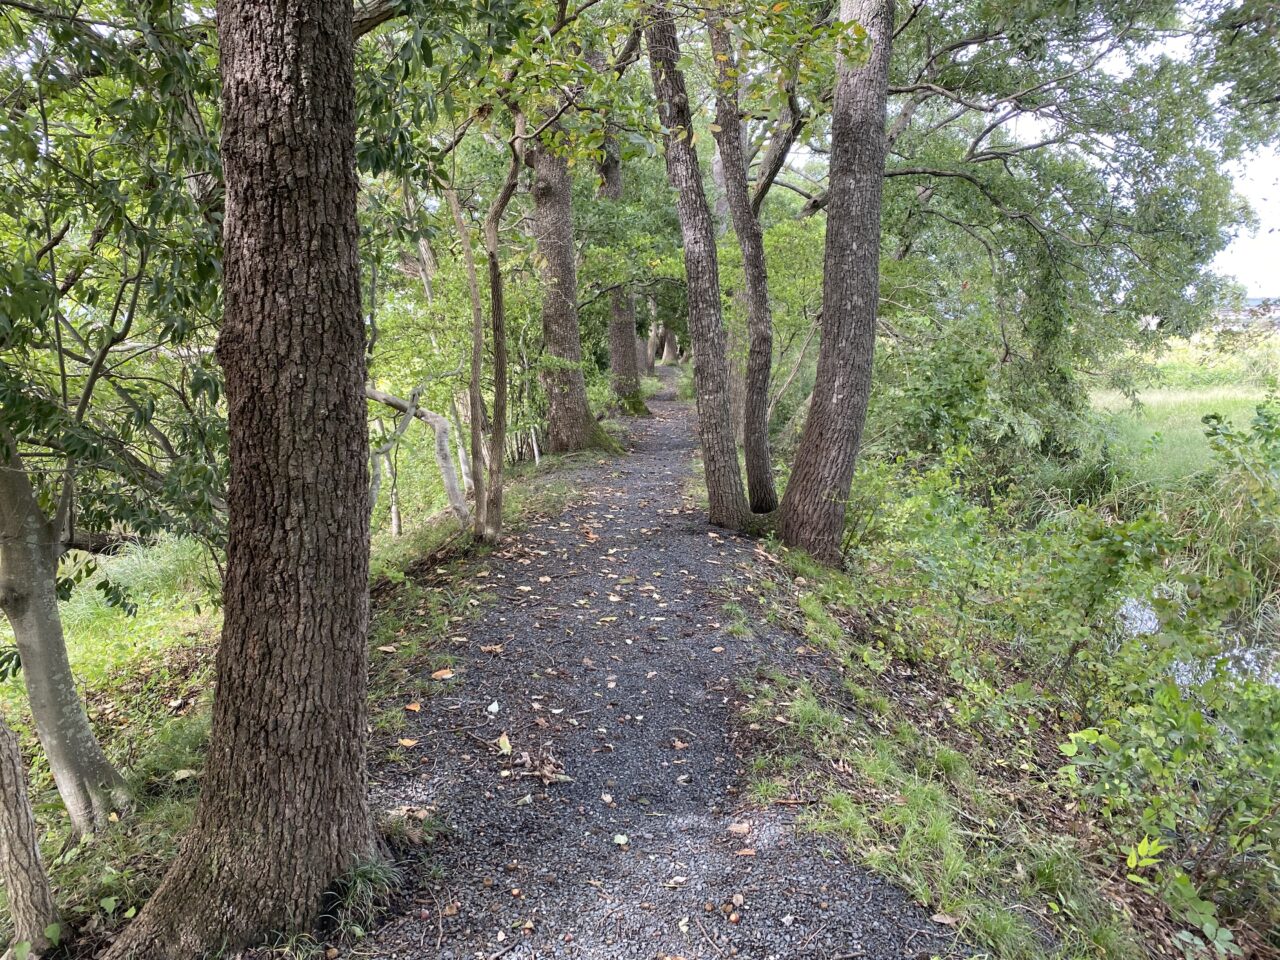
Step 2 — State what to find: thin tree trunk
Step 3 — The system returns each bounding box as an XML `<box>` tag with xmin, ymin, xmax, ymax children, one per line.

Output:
<box><xmin>101</xmin><ymin>0</ymin><xmax>376</xmax><ymax>954</ymax></box>
<box><xmin>645</xmin><ymin>302</ymin><xmax>661</xmax><ymax>372</ymax></box>
<box><xmin>707</xmin><ymin>15</ymin><xmax>778</xmax><ymax>513</ymax></box>
<box><xmin>365</xmin><ymin>387</ymin><xmax>470</xmax><ymax>523</ymax></box>
<box><xmin>389</xmin><ymin>459</ymin><xmax>402</xmax><ymax>537</ymax></box>
<box><xmin>0</xmin><ymin>433</ymin><xmax>125</xmax><ymax>836</ymax></box>
<box><xmin>449</xmin><ymin>396</ymin><xmax>474</xmax><ymax>497</ymax></box>
<box><xmin>596</xmin><ymin>136</ymin><xmax>647</xmax><ymax>415</ymax></box>
<box><xmin>0</xmin><ymin>715</ymin><xmax>59</xmax><ymax>958</ymax></box>
<box><xmin>477</xmin><ymin>120</ymin><xmax>525</xmax><ymax>543</ymax></box>
<box><xmin>778</xmin><ymin>0</ymin><xmax>894</xmax><ymax>564</ymax></box>
<box><xmin>446</xmin><ymin>187</ymin><xmax>489</xmax><ymax>534</ymax></box>
<box><xmin>529</xmin><ymin>136</ymin><xmax>599</xmax><ymax>451</ymax></box>
<box><xmin>645</xmin><ymin>5</ymin><xmax>748</xmax><ymax>529</ymax></box>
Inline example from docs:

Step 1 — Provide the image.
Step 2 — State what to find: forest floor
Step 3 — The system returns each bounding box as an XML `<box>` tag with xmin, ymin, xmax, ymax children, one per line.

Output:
<box><xmin>355</xmin><ymin>369</ymin><xmax>968</xmax><ymax>960</ymax></box>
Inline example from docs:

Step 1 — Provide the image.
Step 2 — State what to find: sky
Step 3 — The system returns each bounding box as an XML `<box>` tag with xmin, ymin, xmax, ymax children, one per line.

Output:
<box><xmin>1213</xmin><ymin>145</ymin><xmax>1279</xmax><ymax>299</ymax></box>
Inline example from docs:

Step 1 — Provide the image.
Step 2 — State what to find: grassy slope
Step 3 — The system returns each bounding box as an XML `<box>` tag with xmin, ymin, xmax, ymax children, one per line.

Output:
<box><xmin>0</xmin><ymin>460</ymin><xmax>576</xmax><ymax>950</ymax></box>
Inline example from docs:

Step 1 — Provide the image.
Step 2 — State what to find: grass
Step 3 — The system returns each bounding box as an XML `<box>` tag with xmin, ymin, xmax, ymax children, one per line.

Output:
<box><xmin>0</xmin><ymin>458</ymin><xmax>577</xmax><ymax>950</ymax></box>
<box><xmin>1093</xmin><ymin>385</ymin><xmax>1267</xmax><ymax>485</ymax></box>
<box><xmin>739</xmin><ymin>554</ymin><xmax>1146</xmax><ymax>960</ymax></box>
<box><xmin>1092</xmin><ymin>331</ymin><xmax>1279</xmax><ymax>487</ymax></box>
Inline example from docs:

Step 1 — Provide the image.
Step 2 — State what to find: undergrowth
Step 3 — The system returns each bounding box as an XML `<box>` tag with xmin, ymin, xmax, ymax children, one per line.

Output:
<box><xmin>0</xmin><ymin>465</ymin><xmax>574</xmax><ymax>952</ymax></box>
<box><xmin>745</xmin><ymin>399</ymin><xmax>1280</xmax><ymax>960</ymax></box>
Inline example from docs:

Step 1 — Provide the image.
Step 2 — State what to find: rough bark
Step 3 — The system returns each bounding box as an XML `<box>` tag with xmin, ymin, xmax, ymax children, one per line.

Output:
<box><xmin>0</xmin><ymin>432</ymin><xmax>125</xmax><ymax>836</ymax></box>
<box><xmin>778</xmin><ymin>0</ymin><xmax>894</xmax><ymax>564</ymax></box>
<box><xmin>529</xmin><ymin>137</ymin><xmax>599</xmax><ymax>451</ymax></box>
<box><xmin>0</xmin><ymin>716</ymin><xmax>59</xmax><ymax>958</ymax></box>
<box><xmin>645</xmin><ymin>4</ymin><xmax>749</xmax><ymax>529</ymax></box>
<box><xmin>707</xmin><ymin>16</ymin><xmax>779</xmax><ymax>513</ymax></box>
<box><xmin>101</xmin><ymin>0</ymin><xmax>377</xmax><ymax>954</ymax></box>
<box><xmin>597</xmin><ymin>137</ymin><xmax>648</xmax><ymax>415</ymax></box>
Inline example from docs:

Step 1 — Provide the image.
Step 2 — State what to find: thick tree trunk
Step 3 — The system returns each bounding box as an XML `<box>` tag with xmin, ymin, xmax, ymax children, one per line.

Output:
<box><xmin>646</xmin><ymin>5</ymin><xmax>749</xmax><ymax>528</ymax></box>
<box><xmin>529</xmin><ymin>139</ymin><xmax>598</xmax><ymax>451</ymax></box>
<box><xmin>707</xmin><ymin>16</ymin><xmax>778</xmax><ymax>513</ymax></box>
<box><xmin>778</xmin><ymin>0</ymin><xmax>893</xmax><ymax>564</ymax></box>
<box><xmin>597</xmin><ymin>139</ymin><xmax>648</xmax><ymax>415</ymax></box>
<box><xmin>101</xmin><ymin>1</ymin><xmax>376</xmax><ymax>955</ymax></box>
<box><xmin>661</xmin><ymin>326</ymin><xmax>679</xmax><ymax>364</ymax></box>
<box><xmin>0</xmin><ymin>716</ymin><xmax>59</xmax><ymax>959</ymax></box>
<box><xmin>0</xmin><ymin>434</ymin><xmax>125</xmax><ymax>836</ymax></box>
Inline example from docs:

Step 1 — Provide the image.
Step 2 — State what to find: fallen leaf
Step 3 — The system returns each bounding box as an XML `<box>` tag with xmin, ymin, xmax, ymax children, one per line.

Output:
<box><xmin>397</xmin><ymin>738</ymin><xmax>419</xmax><ymax>748</ymax></box>
<box><xmin>481</xmin><ymin>644</ymin><xmax>504</xmax><ymax>654</ymax></box>
<box><xmin>377</xmin><ymin>645</ymin><xmax>397</xmax><ymax>653</ymax></box>
<box><xmin>735</xmin><ymin>848</ymin><xmax>756</xmax><ymax>856</ymax></box>
<box><xmin>431</xmin><ymin>668</ymin><xmax>455</xmax><ymax>681</ymax></box>
<box><xmin>727</xmin><ymin>822</ymin><xmax>750</xmax><ymax>836</ymax></box>
<box><xmin>613</xmin><ymin>833</ymin><xmax>630</xmax><ymax>847</ymax></box>
<box><xmin>404</xmin><ymin>702</ymin><xmax>421</xmax><ymax>713</ymax></box>
<box><xmin>495</xmin><ymin>733</ymin><xmax>512</xmax><ymax>756</ymax></box>
<box><xmin>931</xmin><ymin>913</ymin><xmax>959</xmax><ymax>926</ymax></box>
<box><xmin>673</xmin><ymin>738</ymin><xmax>690</xmax><ymax>750</ymax></box>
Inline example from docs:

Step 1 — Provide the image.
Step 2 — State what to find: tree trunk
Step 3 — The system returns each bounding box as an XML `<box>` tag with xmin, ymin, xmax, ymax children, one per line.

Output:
<box><xmin>645</xmin><ymin>301</ymin><xmax>661</xmax><ymax>372</ymax></box>
<box><xmin>364</xmin><ymin>387</ymin><xmax>470</xmax><ymax>523</ymax></box>
<box><xmin>0</xmin><ymin>433</ymin><xmax>125</xmax><ymax>836</ymax></box>
<box><xmin>707</xmin><ymin>16</ymin><xmax>778</xmax><ymax>513</ymax></box>
<box><xmin>101</xmin><ymin>0</ymin><xmax>376</xmax><ymax>954</ymax></box>
<box><xmin>445</xmin><ymin>188</ymin><xmax>489</xmax><ymax>534</ymax></box>
<box><xmin>529</xmin><ymin>138</ymin><xmax>598</xmax><ymax>451</ymax></box>
<box><xmin>448</xmin><ymin>396</ymin><xmax>474</xmax><ymax>496</ymax></box>
<box><xmin>646</xmin><ymin>5</ymin><xmax>749</xmax><ymax>529</ymax></box>
<box><xmin>476</xmin><ymin>124</ymin><xmax>525</xmax><ymax>544</ymax></box>
<box><xmin>597</xmin><ymin>138</ymin><xmax>648</xmax><ymax>415</ymax></box>
<box><xmin>0</xmin><ymin>716</ymin><xmax>59</xmax><ymax>959</ymax></box>
<box><xmin>389</xmin><ymin>469</ymin><xmax>402</xmax><ymax>536</ymax></box>
<box><xmin>661</xmin><ymin>326</ymin><xmax>679</xmax><ymax>364</ymax></box>
<box><xmin>778</xmin><ymin>0</ymin><xmax>894</xmax><ymax>564</ymax></box>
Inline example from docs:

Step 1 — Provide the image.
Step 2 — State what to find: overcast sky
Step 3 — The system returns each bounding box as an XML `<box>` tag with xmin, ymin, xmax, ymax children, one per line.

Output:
<box><xmin>1214</xmin><ymin>145</ymin><xmax>1279</xmax><ymax>299</ymax></box>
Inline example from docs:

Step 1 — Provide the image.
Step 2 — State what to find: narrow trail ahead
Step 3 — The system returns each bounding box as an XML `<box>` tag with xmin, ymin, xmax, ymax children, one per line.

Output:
<box><xmin>365</xmin><ymin>370</ymin><xmax>962</xmax><ymax>960</ymax></box>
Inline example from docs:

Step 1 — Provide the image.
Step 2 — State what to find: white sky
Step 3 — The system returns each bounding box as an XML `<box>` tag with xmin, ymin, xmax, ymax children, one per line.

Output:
<box><xmin>1214</xmin><ymin>145</ymin><xmax>1279</xmax><ymax>299</ymax></box>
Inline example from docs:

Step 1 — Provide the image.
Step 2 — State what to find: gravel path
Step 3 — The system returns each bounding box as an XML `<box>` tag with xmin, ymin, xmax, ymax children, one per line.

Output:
<box><xmin>361</xmin><ymin>370</ymin><xmax>966</xmax><ymax>960</ymax></box>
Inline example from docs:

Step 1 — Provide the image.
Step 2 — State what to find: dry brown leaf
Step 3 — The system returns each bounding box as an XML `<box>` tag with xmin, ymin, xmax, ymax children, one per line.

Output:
<box><xmin>431</xmin><ymin>668</ymin><xmax>455</xmax><ymax>681</ymax></box>
<box><xmin>404</xmin><ymin>702</ymin><xmax>421</xmax><ymax>713</ymax></box>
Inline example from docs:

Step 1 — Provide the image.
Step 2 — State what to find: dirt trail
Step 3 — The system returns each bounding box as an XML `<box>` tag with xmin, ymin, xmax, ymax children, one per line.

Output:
<box><xmin>364</xmin><ymin>370</ymin><xmax>964</xmax><ymax>960</ymax></box>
